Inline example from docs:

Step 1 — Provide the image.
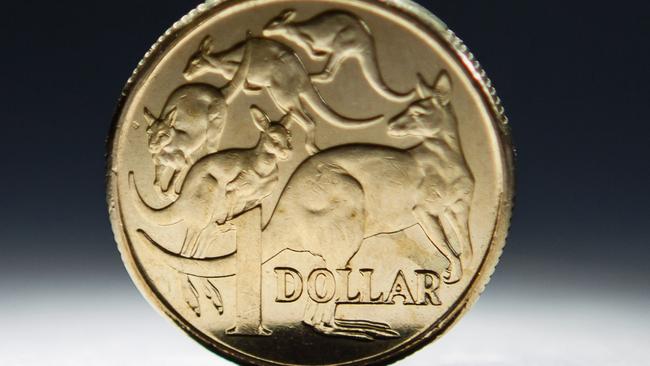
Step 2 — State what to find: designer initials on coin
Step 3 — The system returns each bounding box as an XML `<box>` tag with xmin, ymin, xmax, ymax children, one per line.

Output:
<box><xmin>107</xmin><ymin>0</ymin><xmax>514</xmax><ymax>364</ymax></box>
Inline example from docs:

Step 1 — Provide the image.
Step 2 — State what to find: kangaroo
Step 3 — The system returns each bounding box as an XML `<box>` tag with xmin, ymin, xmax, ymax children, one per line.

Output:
<box><xmin>184</xmin><ymin>36</ymin><xmax>382</xmax><ymax>155</ymax></box>
<box><xmin>256</xmin><ymin>73</ymin><xmax>473</xmax><ymax>339</ymax></box>
<box><xmin>386</xmin><ymin>72</ymin><xmax>474</xmax><ymax>269</ymax></box>
<box><xmin>263</xmin><ymin>10</ymin><xmax>416</xmax><ymax>103</ymax></box>
<box><xmin>144</xmin><ymin>84</ymin><xmax>227</xmax><ymax>194</ymax></box>
<box><xmin>134</xmin><ymin>71</ymin><xmax>473</xmax><ymax>340</ymax></box>
<box><xmin>131</xmin><ymin>106</ymin><xmax>293</xmax><ymax>257</ymax></box>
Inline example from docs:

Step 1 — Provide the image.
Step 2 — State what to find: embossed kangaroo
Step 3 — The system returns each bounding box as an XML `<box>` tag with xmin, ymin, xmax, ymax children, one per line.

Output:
<box><xmin>131</xmin><ymin>106</ymin><xmax>292</xmax><ymax>257</ymax></box>
<box><xmin>387</xmin><ymin>72</ymin><xmax>474</xmax><ymax>273</ymax></box>
<box><xmin>135</xmin><ymin>71</ymin><xmax>474</xmax><ymax>341</ymax></box>
<box><xmin>184</xmin><ymin>36</ymin><xmax>382</xmax><ymax>155</ymax></box>
<box><xmin>144</xmin><ymin>84</ymin><xmax>227</xmax><ymax>194</ymax></box>
<box><xmin>254</xmin><ymin>72</ymin><xmax>473</xmax><ymax>339</ymax></box>
<box><xmin>263</xmin><ymin>10</ymin><xmax>416</xmax><ymax>103</ymax></box>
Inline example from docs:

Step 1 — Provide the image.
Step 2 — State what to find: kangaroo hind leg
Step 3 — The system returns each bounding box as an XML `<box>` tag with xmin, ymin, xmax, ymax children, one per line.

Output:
<box><xmin>413</xmin><ymin>207</ymin><xmax>462</xmax><ymax>284</ymax></box>
<box><xmin>307</xmin><ymin>301</ymin><xmax>399</xmax><ymax>340</ymax></box>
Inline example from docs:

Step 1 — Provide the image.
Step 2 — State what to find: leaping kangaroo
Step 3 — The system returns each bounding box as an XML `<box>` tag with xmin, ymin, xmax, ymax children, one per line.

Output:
<box><xmin>132</xmin><ymin>71</ymin><xmax>475</xmax><ymax>340</ymax></box>
<box><xmin>263</xmin><ymin>9</ymin><xmax>416</xmax><ymax>103</ymax></box>
<box><xmin>130</xmin><ymin>106</ymin><xmax>293</xmax><ymax>257</ymax></box>
<box><xmin>184</xmin><ymin>36</ymin><xmax>382</xmax><ymax>155</ymax></box>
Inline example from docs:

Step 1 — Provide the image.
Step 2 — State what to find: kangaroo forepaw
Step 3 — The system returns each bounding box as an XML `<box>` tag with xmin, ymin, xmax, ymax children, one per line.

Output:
<box><xmin>152</xmin><ymin>181</ymin><xmax>178</xmax><ymax>201</ymax></box>
<box><xmin>309</xmin><ymin>48</ymin><xmax>329</xmax><ymax>60</ymax></box>
<box><xmin>311</xmin><ymin>71</ymin><xmax>334</xmax><ymax>83</ymax></box>
<box><xmin>243</xmin><ymin>85</ymin><xmax>264</xmax><ymax>95</ymax></box>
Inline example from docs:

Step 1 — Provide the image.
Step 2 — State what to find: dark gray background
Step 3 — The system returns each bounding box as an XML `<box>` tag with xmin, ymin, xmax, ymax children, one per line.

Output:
<box><xmin>1</xmin><ymin>1</ymin><xmax>648</xmax><ymax>364</ymax></box>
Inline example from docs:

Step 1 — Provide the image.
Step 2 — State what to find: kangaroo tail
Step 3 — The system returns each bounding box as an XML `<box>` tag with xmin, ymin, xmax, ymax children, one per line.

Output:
<box><xmin>136</xmin><ymin>229</ymin><xmax>236</xmax><ymax>278</ymax></box>
<box><xmin>359</xmin><ymin>46</ymin><xmax>417</xmax><ymax>104</ymax></box>
<box><xmin>363</xmin><ymin>65</ymin><xmax>417</xmax><ymax>104</ymax></box>
<box><xmin>300</xmin><ymin>87</ymin><xmax>384</xmax><ymax>129</ymax></box>
<box><xmin>128</xmin><ymin>172</ymin><xmax>183</xmax><ymax>227</ymax></box>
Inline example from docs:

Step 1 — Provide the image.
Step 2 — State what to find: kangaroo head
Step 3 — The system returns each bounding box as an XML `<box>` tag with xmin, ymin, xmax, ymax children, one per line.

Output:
<box><xmin>263</xmin><ymin>9</ymin><xmax>297</xmax><ymax>38</ymax></box>
<box><xmin>250</xmin><ymin>106</ymin><xmax>293</xmax><ymax>161</ymax></box>
<box><xmin>183</xmin><ymin>36</ymin><xmax>215</xmax><ymax>79</ymax></box>
<box><xmin>144</xmin><ymin>106</ymin><xmax>178</xmax><ymax>154</ymax></box>
<box><xmin>388</xmin><ymin>71</ymin><xmax>453</xmax><ymax>138</ymax></box>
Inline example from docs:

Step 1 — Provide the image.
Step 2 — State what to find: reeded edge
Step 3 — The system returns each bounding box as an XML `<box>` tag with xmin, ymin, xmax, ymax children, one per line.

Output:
<box><xmin>105</xmin><ymin>0</ymin><xmax>515</xmax><ymax>365</ymax></box>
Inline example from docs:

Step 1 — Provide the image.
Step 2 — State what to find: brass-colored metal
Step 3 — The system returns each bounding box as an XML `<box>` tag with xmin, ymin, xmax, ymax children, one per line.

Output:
<box><xmin>107</xmin><ymin>0</ymin><xmax>514</xmax><ymax>364</ymax></box>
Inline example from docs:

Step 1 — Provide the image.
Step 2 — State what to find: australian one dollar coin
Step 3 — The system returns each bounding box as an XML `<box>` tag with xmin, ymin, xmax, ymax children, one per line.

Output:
<box><xmin>107</xmin><ymin>0</ymin><xmax>514</xmax><ymax>364</ymax></box>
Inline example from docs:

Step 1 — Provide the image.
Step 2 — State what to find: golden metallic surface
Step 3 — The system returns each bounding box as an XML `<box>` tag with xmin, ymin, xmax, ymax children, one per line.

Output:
<box><xmin>107</xmin><ymin>0</ymin><xmax>514</xmax><ymax>364</ymax></box>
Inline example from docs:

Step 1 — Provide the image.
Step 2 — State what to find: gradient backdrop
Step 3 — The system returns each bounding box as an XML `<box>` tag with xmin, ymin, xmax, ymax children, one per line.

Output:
<box><xmin>1</xmin><ymin>1</ymin><xmax>648</xmax><ymax>365</ymax></box>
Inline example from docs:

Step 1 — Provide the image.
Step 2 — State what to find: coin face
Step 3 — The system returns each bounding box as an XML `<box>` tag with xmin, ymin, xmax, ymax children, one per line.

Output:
<box><xmin>107</xmin><ymin>0</ymin><xmax>514</xmax><ymax>364</ymax></box>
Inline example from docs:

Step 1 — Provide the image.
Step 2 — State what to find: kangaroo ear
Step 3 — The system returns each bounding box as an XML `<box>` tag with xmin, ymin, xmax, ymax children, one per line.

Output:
<box><xmin>200</xmin><ymin>36</ymin><xmax>213</xmax><ymax>53</ymax></box>
<box><xmin>144</xmin><ymin>107</ymin><xmax>157</xmax><ymax>126</ymax></box>
<box><xmin>250</xmin><ymin>105</ymin><xmax>270</xmax><ymax>132</ymax></box>
<box><xmin>433</xmin><ymin>71</ymin><xmax>452</xmax><ymax>106</ymax></box>
<box><xmin>164</xmin><ymin>107</ymin><xmax>178</xmax><ymax>127</ymax></box>
<box><xmin>416</xmin><ymin>73</ymin><xmax>434</xmax><ymax>99</ymax></box>
<box><xmin>280</xmin><ymin>9</ymin><xmax>296</xmax><ymax>24</ymax></box>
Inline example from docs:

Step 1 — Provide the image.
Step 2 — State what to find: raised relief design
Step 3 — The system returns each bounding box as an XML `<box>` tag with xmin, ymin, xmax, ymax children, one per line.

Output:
<box><xmin>275</xmin><ymin>267</ymin><xmax>441</xmax><ymax>306</ymax></box>
<box><xmin>144</xmin><ymin>84</ymin><xmax>227</xmax><ymax>195</ymax></box>
<box><xmin>182</xmin><ymin>275</ymin><xmax>224</xmax><ymax>317</ymax></box>
<box><xmin>128</xmin><ymin>9</ymin><xmax>475</xmax><ymax>342</ymax></box>
<box><xmin>132</xmin><ymin>106</ymin><xmax>292</xmax><ymax>257</ymax></box>
<box><xmin>388</xmin><ymin>73</ymin><xmax>474</xmax><ymax>275</ymax></box>
<box><xmin>263</xmin><ymin>10</ymin><xmax>416</xmax><ymax>102</ymax></box>
<box><xmin>184</xmin><ymin>36</ymin><xmax>381</xmax><ymax>155</ymax></box>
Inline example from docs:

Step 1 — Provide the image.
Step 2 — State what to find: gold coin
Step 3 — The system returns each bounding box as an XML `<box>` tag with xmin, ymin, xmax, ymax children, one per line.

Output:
<box><xmin>107</xmin><ymin>0</ymin><xmax>514</xmax><ymax>364</ymax></box>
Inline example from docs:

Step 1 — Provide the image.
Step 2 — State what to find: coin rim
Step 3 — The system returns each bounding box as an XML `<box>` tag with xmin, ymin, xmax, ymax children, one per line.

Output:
<box><xmin>106</xmin><ymin>0</ymin><xmax>515</xmax><ymax>365</ymax></box>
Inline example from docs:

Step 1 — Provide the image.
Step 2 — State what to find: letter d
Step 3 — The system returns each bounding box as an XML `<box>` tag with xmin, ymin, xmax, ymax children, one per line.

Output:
<box><xmin>274</xmin><ymin>267</ymin><xmax>303</xmax><ymax>302</ymax></box>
